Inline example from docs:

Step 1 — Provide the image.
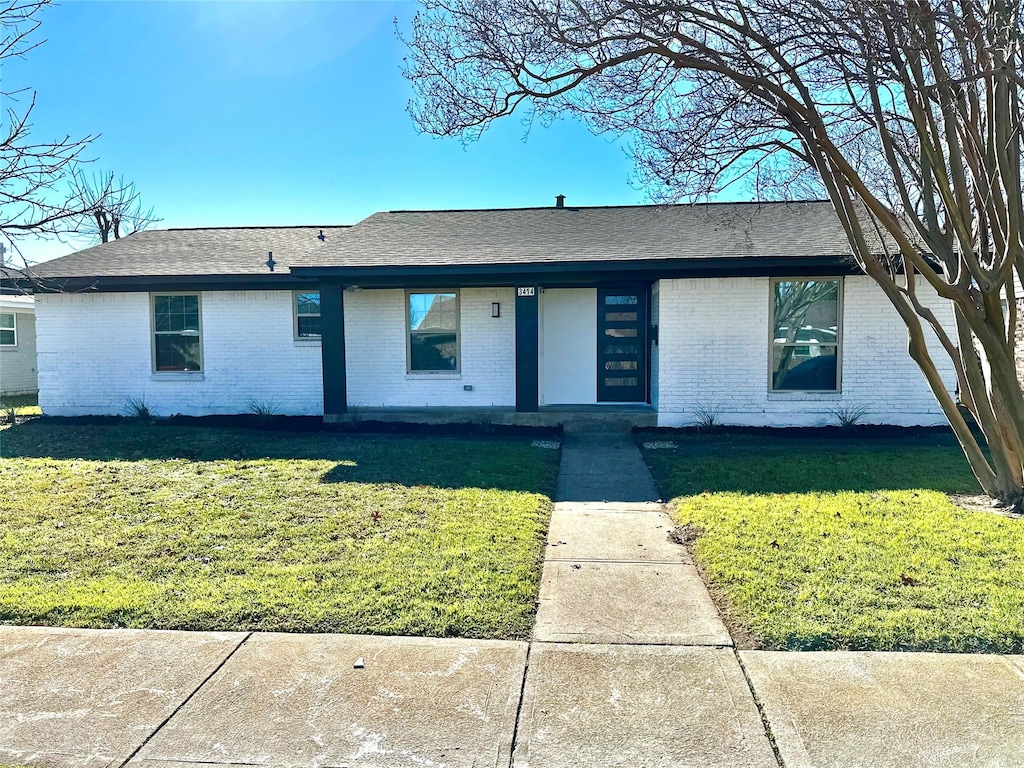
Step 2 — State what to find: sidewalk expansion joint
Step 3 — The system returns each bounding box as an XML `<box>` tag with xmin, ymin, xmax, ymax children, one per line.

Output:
<box><xmin>117</xmin><ymin>632</ymin><xmax>253</xmax><ymax>768</ymax></box>
<box><xmin>507</xmin><ymin>641</ymin><xmax>533</xmax><ymax>768</ymax></box>
<box><xmin>735</xmin><ymin>649</ymin><xmax>786</xmax><ymax>768</ymax></box>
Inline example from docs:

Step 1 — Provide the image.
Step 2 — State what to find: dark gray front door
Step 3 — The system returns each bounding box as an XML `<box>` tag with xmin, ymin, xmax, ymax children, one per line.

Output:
<box><xmin>597</xmin><ymin>287</ymin><xmax>648</xmax><ymax>402</ymax></box>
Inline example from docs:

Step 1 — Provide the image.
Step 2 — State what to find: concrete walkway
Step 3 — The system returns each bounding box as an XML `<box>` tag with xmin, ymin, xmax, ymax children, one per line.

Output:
<box><xmin>3</xmin><ymin>425</ymin><xmax>1024</xmax><ymax>767</ymax></box>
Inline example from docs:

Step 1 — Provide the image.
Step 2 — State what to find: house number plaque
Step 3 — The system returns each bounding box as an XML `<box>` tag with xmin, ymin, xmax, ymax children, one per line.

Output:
<box><xmin>517</xmin><ymin>287</ymin><xmax>536</xmax><ymax>297</ymax></box>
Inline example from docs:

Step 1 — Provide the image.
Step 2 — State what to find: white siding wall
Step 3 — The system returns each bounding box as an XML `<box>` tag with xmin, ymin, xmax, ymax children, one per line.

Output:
<box><xmin>0</xmin><ymin>311</ymin><xmax>38</xmax><ymax>395</ymax></box>
<box><xmin>345</xmin><ymin>288</ymin><xmax>516</xmax><ymax>407</ymax></box>
<box><xmin>35</xmin><ymin>287</ymin><xmax>517</xmax><ymax>416</ymax></box>
<box><xmin>653</xmin><ymin>275</ymin><xmax>957</xmax><ymax>427</ymax></box>
<box><xmin>36</xmin><ymin>291</ymin><xmax>324</xmax><ymax>416</ymax></box>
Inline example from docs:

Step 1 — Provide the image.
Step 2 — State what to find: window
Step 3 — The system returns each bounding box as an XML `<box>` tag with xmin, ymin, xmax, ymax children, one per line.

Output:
<box><xmin>0</xmin><ymin>313</ymin><xmax>15</xmax><ymax>346</ymax></box>
<box><xmin>771</xmin><ymin>278</ymin><xmax>841</xmax><ymax>391</ymax></box>
<box><xmin>407</xmin><ymin>291</ymin><xmax>459</xmax><ymax>372</ymax></box>
<box><xmin>152</xmin><ymin>294</ymin><xmax>202</xmax><ymax>372</ymax></box>
<box><xmin>294</xmin><ymin>292</ymin><xmax>321</xmax><ymax>338</ymax></box>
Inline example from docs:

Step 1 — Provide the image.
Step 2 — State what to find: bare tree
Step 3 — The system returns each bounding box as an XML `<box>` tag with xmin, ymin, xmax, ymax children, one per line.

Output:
<box><xmin>403</xmin><ymin>0</ymin><xmax>1024</xmax><ymax>507</ymax></box>
<box><xmin>70</xmin><ymin>170</ymin><xmax>159</xmax><ymax>244</ymax></box>
<box><xmin>1</xmin><ymin>0</ymin><xmax>94</xmax><ymax>253</ymax></box>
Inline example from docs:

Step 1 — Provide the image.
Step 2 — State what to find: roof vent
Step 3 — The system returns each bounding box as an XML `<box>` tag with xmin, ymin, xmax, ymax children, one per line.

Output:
<box><xmin>317</xmin><ymin>229</ymin><xmax>326</xmax><ymax>242</ymax></box>
<box><xmin>555</xmin><ymin>194</ymin><xmax>565</xmax><ymax>208</ymax></box>
<box><xmin>265</xmin><ymin>251</ymin><xmax>276</xmax><ymax>272</ymax></box>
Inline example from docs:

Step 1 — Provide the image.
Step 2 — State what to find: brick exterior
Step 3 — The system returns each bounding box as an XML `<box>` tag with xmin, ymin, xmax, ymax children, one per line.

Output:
<box><xmin>652</xmin><ymin>275</ymin><xmax>957</xmax><ymax>427</ymax></box>
<box><xmin>35</xmin><ymin>278</ymin><xmax>955</xmax><ymax>425</ymax></box>
<box><xmin>35</xmin><ymin>288</ymin><xmax>516</xmax><ymax>416</ymax></box>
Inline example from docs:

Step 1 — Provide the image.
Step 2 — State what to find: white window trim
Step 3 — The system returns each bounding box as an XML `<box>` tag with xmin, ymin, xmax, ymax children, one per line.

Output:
<box><xmin>150</xmin><ymin>292</ymin><xmax>203</xmax><ymax>374</ymax></box>
<box><xmin>293</xmin><ymin>290</ymin><xmax>322</xmax><ymax>340</ymax></box>
<box><xmin>768</xmin><ymin>276</ymin><xmax>843</xmax><ymax>394</ymax></box>
<box><xmin>406</xmin><ymin>289</ymin><xmax>461</xmax><ymax>374</ymax></box>
<box><xmin>0</xmin><ymin>312</ymin><xmax>16</xmax><ymax>347</ymax></box>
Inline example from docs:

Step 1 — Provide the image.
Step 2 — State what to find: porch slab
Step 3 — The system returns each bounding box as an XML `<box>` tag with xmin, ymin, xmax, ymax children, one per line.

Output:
<box><xmin>129</xmin><ymin>633</ymin><xmax>527</xmax><ymax>768</ymax></box>
<box><xmin>533</xmin><ymin>560</ymin><xmax>730</xmax><ymax>645</ymax></box>
<box><xmin>512</xmin><ymin>643</ymin><xmax>777</xmax><ymax>768</ymax></box>
<box><xmin>741</xmin><ymin>651</ymin><xmax>1024</xmax><ymax>768</ymax></box>
<box><xmin>0</xmin><ymin>626</ymin><xmax>246</xmax><ymax>768</ymax></box>
<box><xmin>546</xmin><ymin>504</ymin><xmax>689</xmax><ymax>563</ymax></box>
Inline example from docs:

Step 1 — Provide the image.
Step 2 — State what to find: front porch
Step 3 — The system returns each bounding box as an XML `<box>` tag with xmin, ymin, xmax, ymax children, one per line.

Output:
<box><xmin>322</xmin><ymin>404</ymin><xmax>658</xmax><ymax>428</ymax></box>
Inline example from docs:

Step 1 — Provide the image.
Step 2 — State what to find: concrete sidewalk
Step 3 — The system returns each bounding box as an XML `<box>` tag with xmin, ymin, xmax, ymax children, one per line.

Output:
<box><xmin>2</xmin><ymin>425</ymin><xmax>1023</xmax><ymax>767</ymax></box>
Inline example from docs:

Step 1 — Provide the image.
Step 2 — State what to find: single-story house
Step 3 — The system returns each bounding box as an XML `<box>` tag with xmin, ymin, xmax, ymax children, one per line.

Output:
<box><xmin>5</xmin><ymin>200</ymin><xmax>957</xmax><ymax>427</ymax></box>
<box><xmin>0</xmin><ymin>293</ymin><xmax>38</xmax><ymax>397</ymax></box>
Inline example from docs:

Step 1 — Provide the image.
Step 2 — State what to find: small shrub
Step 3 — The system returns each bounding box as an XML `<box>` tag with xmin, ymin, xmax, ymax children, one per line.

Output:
<box><xmin>345</xmin><ymin>404</ymin><xmax>366</xmax><ymax>427</ymax></box>
<box><xmin>831</xmin><ymin>404</ymin><xmax>870</xmax><ymax>429</ymax></box>
<box><xmin>124</xmin><ymin>395</ymin><xmax>153</xmax><ymax>422</ymax></box>
<box><xmin>246</xmin><ymin>399</ymin><xmax>281</xmax><ymax>425</ymax></box>
<box><xmin>691</xmin><ymin>403</ymin><xmax>722</xmax><ymax>431</ymax></box>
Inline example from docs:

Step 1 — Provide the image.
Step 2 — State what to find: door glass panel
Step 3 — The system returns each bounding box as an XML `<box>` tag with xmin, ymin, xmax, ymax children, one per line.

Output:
<box><xmin>605</xmin><ymin>295</ymin><xmax>638</xmax><ymax>305</ymax></box>
<box><xmin>605</xmin><ymin>312</ymin><xmax>638</xmax><ymax>322</ymax></box>
<box><xmin>605</xmin><ymin>361</ymin><xmax>638</xmax><ymax>370</ymax></box>
<box><xmin>605</xmin><ymin>377</ymin><xmax>638</xmax><ymax>387</ymax></box>
<box><xmin>604</xmin><ymin>344</ymin><xmax>637</xmax><ymax>355</ymax></box>
<box><xmin>605</xmin><ymin>328</ymin><xmax>637</xmax><ymax>337</ymax></box>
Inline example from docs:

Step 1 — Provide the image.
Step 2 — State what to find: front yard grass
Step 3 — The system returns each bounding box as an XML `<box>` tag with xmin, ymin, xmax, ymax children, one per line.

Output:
<box><xmin>640</xmin><ymin>433</ymin><xmax>1024</xmax><ymax>652</ymax></box>
<box><xmin>0</xmin><ymin>422</ymin><xmax>559</xmax><ymax>639</ymax></box>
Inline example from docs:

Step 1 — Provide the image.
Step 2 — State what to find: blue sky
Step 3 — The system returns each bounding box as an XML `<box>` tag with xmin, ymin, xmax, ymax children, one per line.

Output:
<box><xmin>15</xmin><ymin>0</ymin><xmax>652</xmax><ymax>263</ymax></box>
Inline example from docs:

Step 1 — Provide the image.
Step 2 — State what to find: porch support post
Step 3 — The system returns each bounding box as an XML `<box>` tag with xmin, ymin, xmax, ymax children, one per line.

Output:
<box><xmin>320</xmin><ymin>280</ymin><xmax>347</xmax><ymax>417</ymax></box>
<box><xmin>515</xmin><ymin>285</ymin><xmax>539</xmax><ymax>412</ymax></box>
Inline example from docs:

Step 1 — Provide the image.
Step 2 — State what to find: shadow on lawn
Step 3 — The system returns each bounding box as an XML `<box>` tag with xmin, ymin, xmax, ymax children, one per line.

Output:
<box><xmin>0</xmin><ymin>421</ymin><xmax>559</xmax><ymax>495</ymax></box>
<box><xmin>641</xmin><ymin>437</ymin><xmax>983</xmax><ymax>496</ymax></box>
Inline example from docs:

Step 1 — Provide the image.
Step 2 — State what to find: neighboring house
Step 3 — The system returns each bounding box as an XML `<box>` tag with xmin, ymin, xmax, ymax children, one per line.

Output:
<box><xmin>0</xmin><ymin>294</ymin><xmax>38</xmax><ymax>397</ymax></box>
<box><xmin>4</xmin><ymin>200</ymin><xmax>959</xmax><ymax>427</ymax></box>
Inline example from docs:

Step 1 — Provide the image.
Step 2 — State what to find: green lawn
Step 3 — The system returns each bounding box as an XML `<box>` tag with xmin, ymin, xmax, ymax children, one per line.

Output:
<box><xmin>0</xmin><ymin>422</ymin><xmax>559</xmax><ymax>639</ymax></box>
<box><xmin>640</xmin><ymin>432</ymin><xmax>1024</xmax><ymax>653</ymax></box>
<box><xmin>0</xmin><ymin>393</ymin><xmax>40</xmax><ymax>418</ymax></box>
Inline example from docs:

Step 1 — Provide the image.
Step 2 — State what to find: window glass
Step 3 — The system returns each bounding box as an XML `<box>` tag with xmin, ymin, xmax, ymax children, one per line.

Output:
<box><xmin>295</xmin><ymin>292</ymin><xmax>321</xmax><ymax>337</ymax></box>
<box><xmin>153</xmin><ymin>295</ymin><xmax>201</xmax><ymax>371</ymax></box>
<box><xmin>408</xmin><ymin>292</ymin><xmax>458</xmax><ymax>371</ymax></box>
<box><xmin>771</xmin><ymin>280</ymin><xmax>840</xmax><ymax>391</ymax></box>
<box><xmin>0</xmin><ymin>313</ymin><xmax>14</xmax><ymax>346</ymax></box>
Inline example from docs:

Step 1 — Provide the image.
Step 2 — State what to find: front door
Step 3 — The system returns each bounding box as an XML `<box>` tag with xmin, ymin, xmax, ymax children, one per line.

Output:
<box><xmin>597</xmin><ymin>287</ymin><xmax>648</xmax><ymax>402</ymax></box>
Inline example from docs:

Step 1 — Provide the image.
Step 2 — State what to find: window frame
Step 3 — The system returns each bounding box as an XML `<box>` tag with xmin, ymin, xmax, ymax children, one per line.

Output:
<box><xmin>292</xmin><ymin>290</ymin><xmax>322</xmax><ymax>340</ymax></box>
<box><xmin>405</xmin><ymin>289</ymin><xmax>461</xmax><ymax>374</ymax></box>
<box><xmin>768</xmin><ymin>276</ymin><xmax>843</xmax><ymax>393</ymax></box>
<box><xmin>0</xmin><ymin>312</ymin><xmax>16</xmax><ymax>347</ymax></box>
<box><xmin>150</xmin><ymin>292</ymin><xmax>203</xmax><ymax>374</ymax></box>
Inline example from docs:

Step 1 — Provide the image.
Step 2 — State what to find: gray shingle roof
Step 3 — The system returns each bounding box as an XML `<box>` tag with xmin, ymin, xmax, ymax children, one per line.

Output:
<box><xmin>26</xmin><ymin>201</ymin><xmax>853</xmax><ymax>279</ymax></box>
<box><xmin>29</xmin><ymin>226</ymin><xmax>350</xmax><ymax>278</ymax></box>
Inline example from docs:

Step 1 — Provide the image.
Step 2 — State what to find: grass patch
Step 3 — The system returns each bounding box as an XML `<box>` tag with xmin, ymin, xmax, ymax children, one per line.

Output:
<box><xmin>640</xmin><ymin>433</ymin><xmax>1024</xmax><ymax>652</ymax></box>
<box><xmin>0</xmin><ymin>393</ymin><xmax>40</xmax><ymax>418</ymax></box>
<box><xmin>0</xmin><ymin>423</ymin><xmax>559</xmax><ymax>639</ymax></box>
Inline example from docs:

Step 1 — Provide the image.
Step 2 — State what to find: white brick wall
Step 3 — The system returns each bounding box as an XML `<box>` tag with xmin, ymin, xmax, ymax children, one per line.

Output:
<box><xmin>653</xmin><ymin>275</ymin><xmax>957</xmax><ymax>427</ymax></box>
<box><xmin>0</xmin><ymin>311</ymin><xmax>38</xmax><ymax>395</ymax></box>
<box><xmin>345</xmin><ymin>288</ymin><xmax>516</xmax><ymax>407</ymax></box>
<box><xmin>35</xmin><ymin>287</ymin><xmax>517</xmax><ymax>416</ymax></box>
<box><xmin>36</xmin><ymin>291</ymin><xmax>324</xmax><ymax>416</ymax></box>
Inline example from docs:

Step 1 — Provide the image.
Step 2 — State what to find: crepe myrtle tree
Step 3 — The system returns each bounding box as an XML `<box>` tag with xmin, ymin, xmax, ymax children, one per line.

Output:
<box><xmin>402</xmin><ymin>0</ymin><xmax>1024</xmax><ymax>507</ymax></box>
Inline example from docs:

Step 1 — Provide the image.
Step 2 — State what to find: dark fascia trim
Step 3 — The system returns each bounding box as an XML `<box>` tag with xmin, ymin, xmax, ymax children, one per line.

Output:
<box><xmin>3</xmin><ymin>274</ymin><xmax>320</xmax><ymax>293</ymax></box>
<box><xmin>1</xmin><ymin>255</ymin><xmax>863</xmax><ymax>293</ymax></box>
<box><xmin>289</xmin><ymin>255</ymin><xmax>862</xmax><ymax>287</ymax></box>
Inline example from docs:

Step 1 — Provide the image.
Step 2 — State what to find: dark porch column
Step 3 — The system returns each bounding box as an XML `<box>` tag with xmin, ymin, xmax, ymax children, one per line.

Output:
<box><xmin>515</xmin><ymin>286</ymin><xmax>539</xmax><ymax>412</ymax></box>
<box><xmin>319</xmin><ymin>281</ymin><xmax>347</xmax><ymax>416</ymax></box>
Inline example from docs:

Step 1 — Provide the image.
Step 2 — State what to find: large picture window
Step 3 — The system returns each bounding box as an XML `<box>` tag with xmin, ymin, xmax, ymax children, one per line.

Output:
<box><xmin>152</xmin><ymin>293</ymin><xmax>202</xmax><ymax>372</ymax></box>
<box><xmin>0</xmin><ymin>313</ymin><xmax>15</xmax><ymax>346</ymax></box>
<box><xmin>771</xmin><ymin>278</ymin><xmax>841</xmax><ymax>391</ymax></box>
<box><xmin>407</xmin><ymin>291</ymin><xmax>459</xmax><ymax>372</ymax></box>
<box><xmin>294</xmin><ymin>292</ymin><xmax>321</xmax><ymax>338</ymax></box>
